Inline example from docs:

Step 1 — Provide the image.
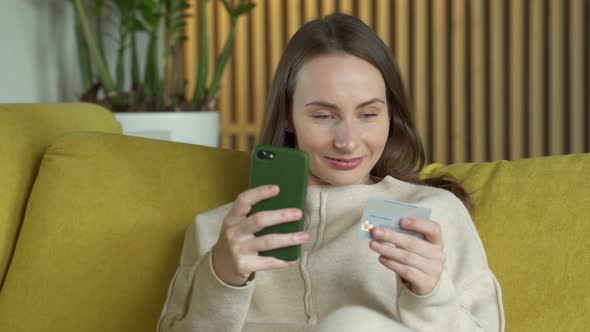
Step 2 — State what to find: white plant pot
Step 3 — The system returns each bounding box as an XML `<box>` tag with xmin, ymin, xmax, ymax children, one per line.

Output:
<box><xmin>114</xmin><ymin>111</ymin><xmax>219</xmax><ymax>147</ymax></box>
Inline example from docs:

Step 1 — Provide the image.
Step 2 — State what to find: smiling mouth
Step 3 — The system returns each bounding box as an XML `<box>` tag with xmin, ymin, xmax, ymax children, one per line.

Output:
<box><xmin>325</xmin><ymin>156</ymin><xmax>364</xmax><ymax>170</ymax></box>
<box><xmin>326</xmin><ymin>157</ymin><xmax>364</xmax><ymax>162</ymax></box>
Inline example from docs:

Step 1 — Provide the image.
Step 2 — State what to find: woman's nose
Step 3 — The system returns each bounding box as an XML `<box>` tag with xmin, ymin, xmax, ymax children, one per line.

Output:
<box><xmin>333</xmin><ymin>122</ymin><xmax>358</xmax><ymax>152</ymax></box>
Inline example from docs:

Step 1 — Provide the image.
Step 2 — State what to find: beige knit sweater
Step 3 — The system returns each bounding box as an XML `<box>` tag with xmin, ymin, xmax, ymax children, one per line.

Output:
<box><xmin>158</xmin><ymin>176</ymin><xmax>505</xmax><ymax>332</ymax></box>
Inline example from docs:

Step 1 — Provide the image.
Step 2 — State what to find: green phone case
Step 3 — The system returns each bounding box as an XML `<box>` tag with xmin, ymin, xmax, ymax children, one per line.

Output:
<box><xmin>248</xmin><ymin>145</ymin><xmax>308</xmax><ymax>261</ymax></box>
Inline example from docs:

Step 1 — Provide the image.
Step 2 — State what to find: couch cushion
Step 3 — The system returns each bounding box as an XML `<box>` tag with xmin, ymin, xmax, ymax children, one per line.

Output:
<box><xmin>0</xmin><ymin>103</ymin><xmax>121</xmax><ymax>288</ymax></box>
<box><xmin>0</xmin><ymin>132</ymin><xmax>249</xmax><ymax>331</ymax></box>
<box><xmin>421</xmin><ymin>153</ymin><xmax>590</xmax><ymax>331</ymax></box>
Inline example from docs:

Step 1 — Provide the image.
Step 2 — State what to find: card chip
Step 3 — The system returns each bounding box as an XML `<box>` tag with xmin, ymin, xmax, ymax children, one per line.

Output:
<box><xmin>361</xmin><ymin>220</ymin><xmax>374</xmax><ymax>231</ymax></box>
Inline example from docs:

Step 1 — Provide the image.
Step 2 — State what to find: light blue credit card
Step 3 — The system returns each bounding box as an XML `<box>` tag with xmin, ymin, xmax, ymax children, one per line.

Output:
<box><xmin>357</xmin><ymin>197</ymin><xmax>432</xmax><ymax>240</ymax></box>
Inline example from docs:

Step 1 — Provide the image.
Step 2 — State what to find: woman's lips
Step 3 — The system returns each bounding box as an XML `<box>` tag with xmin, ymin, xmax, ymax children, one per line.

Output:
<box><xmin>326</xmin><ymin>156</ymin><xmax>364</xmax><ymax>170</ymax></box>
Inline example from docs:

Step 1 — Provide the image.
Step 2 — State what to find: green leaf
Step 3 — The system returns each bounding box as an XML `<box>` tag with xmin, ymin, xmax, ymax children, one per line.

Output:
<box><xmin>93</xmin><ymin>0</ymin><xmax>105</xmax><ymax>16</ymax></box>
<box><xmin>72</xmin><ymin>0</ymin><xmax>115</xmax><ymax>94</ymax></box>
<box><xmin>111</xmin><ymin>0</ymin><xmax>134</xmax><ymax>13</ymax></box>
<box><xmin>192</xmin><ymin>0</ymin><xmax>208</xmax><ymax>106</ymax></box>
<box><xmin>130</xmin><ymin>30</ymin><xmax>140</xmax><ymax>87</ymax></box>
<box><xmin>173</xmin><ymin>21</ymin><xmax>185</xmax><ymax>31</ymax></box>
<box><xmin>207</xmin><ymin>20</ymin><xmax>236</xmax><ymax>102</ymax></box>
<box><xmin>72</xmin><ymin>3</ymin><xmax>93</xmax><ymax>91</ymax></box>
<box><xmin>138</xmin><ymin>0</ymin><xmax>159</xmax><ymax>28</ymax></box>
<box><xmin>139</xmin><ymin>0</ymin><xmax>155</xmax><ymax>10</ymax></box>
<box><xmin>130</xmin><ymin>17</ymin><xmax>148</xmax><ymax>31</ymax></box>
<box><xmin>234</xmin><ymin>3</ymin><xmax>255</xmax><ymax>16</ymax></box>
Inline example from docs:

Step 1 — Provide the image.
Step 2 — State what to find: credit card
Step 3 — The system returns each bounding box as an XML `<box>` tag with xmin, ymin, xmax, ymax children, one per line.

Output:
<box><xmin>357</xmin><ymin>197</ymin><xmax>432</xmax><ymax>240</ymax></box>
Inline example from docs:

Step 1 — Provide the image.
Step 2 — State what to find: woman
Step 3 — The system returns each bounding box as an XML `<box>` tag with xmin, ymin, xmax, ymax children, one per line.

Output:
<box><xmin>158</xmin><ymin>13</ymin><xmax>504</xmax><ymax>332</ymax></box>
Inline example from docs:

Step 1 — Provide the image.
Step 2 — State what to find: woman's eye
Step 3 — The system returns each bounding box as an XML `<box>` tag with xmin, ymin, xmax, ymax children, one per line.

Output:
<box><xmin>313</xmin><ymin>114</ymin><xmax>333</xmax><ymax>119</ymax></box>
<box><xmin>361</xmin><ymin>113</ymin><xmax>378</xmax><ymax>118</ymax></box>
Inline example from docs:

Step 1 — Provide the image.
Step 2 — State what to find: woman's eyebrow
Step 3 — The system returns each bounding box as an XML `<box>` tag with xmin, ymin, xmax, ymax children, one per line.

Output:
<box><xmin>304</xmin><ymin>98</ymin><xmax>385</xmax><ymax>110</ymax></box>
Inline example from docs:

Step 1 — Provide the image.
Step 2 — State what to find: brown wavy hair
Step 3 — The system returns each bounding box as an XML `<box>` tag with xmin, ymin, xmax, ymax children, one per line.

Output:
<box><xmin>259</xmin><ymin>13</ymin><xmax>473</xmax><ymax>212</ymax></box>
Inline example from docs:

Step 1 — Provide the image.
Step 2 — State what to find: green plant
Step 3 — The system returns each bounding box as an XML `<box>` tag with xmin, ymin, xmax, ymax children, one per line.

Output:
<box><xmin>70</xmin><ymin>0</ymin><xmax>255</xmax><ymax>111</ymax></box>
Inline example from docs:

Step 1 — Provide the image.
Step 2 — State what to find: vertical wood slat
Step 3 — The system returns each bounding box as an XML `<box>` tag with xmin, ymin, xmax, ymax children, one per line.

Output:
<box><xmin>432</xmin><ymin>0</ymin><xmax>448</xmax><ymax>164</ymax></box>
<box><xmin>470</xmin><ymin>0</ymin><xmax>486</xmax><ymax>162</ymax></box>
<box><xmin>490</xmin><ymin>0</ymin><xmax>505</xmax><ymax>161</ymax></box>
<box><xmin>528</xmin><ymin>0</ymin><xmax>544</xmax><ymax>157</ymax></box>
<box><xmin>587</xmin><ymin>0</ymin><xmax>590</xmax><ymax>152</ymax></box>
<box><xmin>215</xmin><ymin>0</ymin><xmax>231</xmax><ymax>148</ymax></box>
<box><xmin>267</xmin><ymin>0</ymin><xmax>283</xmax><ymax>98</ymax></box>
<box><xmin>375</xmin><ymin>0</ymin><xmax>391</xmax><ymax>47</ymax></box>
<box><xmin>588</xmin><ymin>0</ymin><xmax>590</xmax><ymax>153</ymax></box>
<box><xmin>549</xmin><ymin>0</ymin><xmax>564</xmax><ymax>155</ymax></box>
<box><xmin>394</xmin><ymin>0</ymin><xmax>410</xmax><ymax>83</ymax></box>
<box><xmin>251</xmin><ymin>0</ymin><xmax>266</xmax><ymax>131</ymax></box>
<box><xmin>234</xmin><ymin>3</ymin><xmax>248</xmax><ymax>151</ymax></box>
<box><xmin>286</xmin><ymin>0</ymin><xmax>301</xmax><ymax>39</ymax></box>
<box><xmin>357</xmin><ymin>0</ymin><xmax>372</xmax><ymax>27</ymax></box>
<box><xmin>182</xmin><ymin>0</ymin><xmax>196</xmax><ymax>100</ymax></box>
<box><xmin>451</xmin><ymin>0</ymin><xmax>467</xmax><ymax>163</ymax></box>
<box><xmin>303</xmin><ymin>0</ymin><xmax>318</xmax><ymax>23</ymax></box>
<box><xmin>570</xmin><ymin>0</ymin><xmax>585</xmax><ymax>153</ymax></box>
<box><xmin>509</xmin><ymin>0</ymin><xmax>525</xmax><ymax>160</ymax></box>
<box><xmin>413</xmin><ymin>0</ymin><xmax>430</xmax><ymax>161</ymax></box>
<box><xmin>320</xmin><ymin>0</ymin><xmax>336</xmax><ymax>17</ymax></box>
<box><xmin>185</xmin><ymin>0</ymin><xmax>589</xmax><ymax>160</ymax></box>
<box><xmin>338</xmin><ymin>0</ymin><xmax>354</xmax><ymax>15</ymax></box>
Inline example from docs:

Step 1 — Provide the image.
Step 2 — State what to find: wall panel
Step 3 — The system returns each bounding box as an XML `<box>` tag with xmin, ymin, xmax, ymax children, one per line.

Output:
<box><xmin>184</xmin><ymin>0</ymin><xmax>589</xmax><ymax>163</ymax></box>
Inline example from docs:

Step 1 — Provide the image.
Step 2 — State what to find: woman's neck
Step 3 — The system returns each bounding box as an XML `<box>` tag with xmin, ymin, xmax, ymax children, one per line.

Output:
<box><xmin>307</xmin><ymin>173</ymin><xmax>377</xmax><ymax>186</ymax></box>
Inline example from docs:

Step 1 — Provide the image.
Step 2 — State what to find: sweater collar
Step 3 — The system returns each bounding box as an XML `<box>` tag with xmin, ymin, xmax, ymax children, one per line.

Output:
<box><xmin>305</xmin><ymin>175</ymin><xmax>404</xmax><ymax>210</ymax></box>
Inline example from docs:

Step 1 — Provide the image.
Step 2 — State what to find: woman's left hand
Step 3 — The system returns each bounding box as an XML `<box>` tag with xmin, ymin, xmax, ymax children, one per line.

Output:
<box><xmin>369</xmin><ymin>217</ymin><xmax>446</xmax><ymax>296</ymax></box>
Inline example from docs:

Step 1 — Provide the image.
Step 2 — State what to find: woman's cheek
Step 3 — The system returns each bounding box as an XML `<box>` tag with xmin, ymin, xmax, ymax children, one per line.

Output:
<box><xmin>297</xmin><ymin>124</ymin><xmax>331</xmax><ymax>150</ymax></box>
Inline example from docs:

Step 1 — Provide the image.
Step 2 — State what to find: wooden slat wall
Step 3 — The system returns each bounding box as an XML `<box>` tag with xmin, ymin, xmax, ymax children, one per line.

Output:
<box><xmin>184</xmin><ymin>0</ymin><xmax>590</xmax><ymax>163</ymax></box>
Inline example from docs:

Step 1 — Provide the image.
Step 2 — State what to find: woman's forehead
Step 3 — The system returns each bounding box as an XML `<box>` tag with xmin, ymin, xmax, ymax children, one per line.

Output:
<box><xmin>298</xmin><ymin>53</ymin><xmax>379</xmax><ymax>76</ymax></box>
<box><xmin>294</xmin><ymin>55</ymin><xmax>387</xmax><ymax>102</ymax></box>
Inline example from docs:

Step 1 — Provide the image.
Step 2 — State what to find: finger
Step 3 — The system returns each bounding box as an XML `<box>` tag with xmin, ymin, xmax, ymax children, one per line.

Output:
<box><xmin>371</xmin><ymin>226</ymin><xmax>439</xmax><ymax>260</ymax></box>
<box><xmin>378</xmin><ymin>256</ymin><xmax>431</xmax><ymax>290</ymax></box>
<box><xmin>399</xmin><ymin>217</ymin><xmax>444</xmax><ymax>247</ymax></box>
<box><xmin>242</xmin><ymin>208</ymin><xmax>303</xmax><ymax>234</ymax></box>
<box><xmin>369</xmin><ymin>240</ymin><xmax>436</xmax><ymax>275</ymax></box>
<box><xmin>230</xmin><ymin>185</ymin><xmax>280</xmax><ymax>218</ymax></box>
<box><xmin>250</xmin><ymin>256</ymin><xmax>298</xmax><ymax>272</ymax></box>
<box><xmin>247</xmin><ymin>231</ymin><xmax>310</xmax><ymax>253</ymax></box>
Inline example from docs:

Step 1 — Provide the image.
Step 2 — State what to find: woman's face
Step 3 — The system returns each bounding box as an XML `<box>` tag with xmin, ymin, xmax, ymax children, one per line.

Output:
<box><xmin>290</xmin><ymin>54</ymin><xmax>390</xmax><ymax>186</ymax></box>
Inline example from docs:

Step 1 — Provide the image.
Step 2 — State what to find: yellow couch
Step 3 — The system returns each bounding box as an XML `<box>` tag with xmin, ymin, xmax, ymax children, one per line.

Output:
<box><xmin>0</xmin><ymin>103</ymin><xmax>588</xmax><ymax>331</ymax></box>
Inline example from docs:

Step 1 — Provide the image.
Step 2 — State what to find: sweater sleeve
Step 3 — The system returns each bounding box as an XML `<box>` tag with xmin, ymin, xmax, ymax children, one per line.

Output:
<box><xmin>397</xmin><ymin>269</ymin><xmax>504</xmax><ymax>331</ymax></box>
<box><xmin>158</xmin><ymin>205</ymin><xmax>255</xmax><ymax>332</ymax></box>
<box><xmin>397</xmin><ymin>192</ymin><xmax>505</xmax><ymax>332</ymax></box>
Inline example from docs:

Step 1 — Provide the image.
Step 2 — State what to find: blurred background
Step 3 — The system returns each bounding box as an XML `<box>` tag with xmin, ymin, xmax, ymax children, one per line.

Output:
<box><xmin>1</xmin><ymin>0</ymin><xmax>589</xmax><ymax>164</ymax></box>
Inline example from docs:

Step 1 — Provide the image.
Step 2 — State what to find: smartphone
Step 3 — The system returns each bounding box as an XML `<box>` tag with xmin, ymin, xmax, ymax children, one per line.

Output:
<box><xmin>248</xmin><ymin>145</ymin><xmax>308</xmax><ymax>261</ymax></box>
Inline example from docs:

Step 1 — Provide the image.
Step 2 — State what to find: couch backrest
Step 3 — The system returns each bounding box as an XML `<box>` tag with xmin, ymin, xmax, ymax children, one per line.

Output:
<box><xmin>0</xmin><ymin>103</ymin><xmax>121</xmax><ymax>288</ymax></box>
<box><xmin>0</xmin><ymin>132</ymin><xmax>250</xmax><ymax>331</ymax></box>
<box><xmin>422</xmin><ymin>153</ymin><xmax>590</xmax><ymax>331</ymax></box>
<box><xmin>1</xmin><ymin>124</ymin><xmax>588</xmax><ymax>331</ymax></box>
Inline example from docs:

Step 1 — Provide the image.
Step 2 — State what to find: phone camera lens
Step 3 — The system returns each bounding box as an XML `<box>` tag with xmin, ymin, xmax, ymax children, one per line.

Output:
<box><xmin>257</xmin><ymin>150</ymin><xmax>270</xmax><ymax>160</ymax></box>
<box><xmin>268</xmin><ymin>152</ymin><xmax>274</xmax><ymax>159</ymax></box>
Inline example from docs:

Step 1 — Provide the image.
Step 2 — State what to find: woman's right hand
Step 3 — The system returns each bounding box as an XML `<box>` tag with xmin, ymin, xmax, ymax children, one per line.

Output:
<box><xmin>211</xmin><ymin>184</ymin><xmax>310</xmax><ymax>286</ymax></box>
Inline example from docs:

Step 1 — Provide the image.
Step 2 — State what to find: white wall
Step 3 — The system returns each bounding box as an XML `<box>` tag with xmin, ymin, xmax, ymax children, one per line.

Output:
<box><xmin>0</xmin><ymin>0</ymin><xmax>149</xmax><ymax>103</ymax></box>
<box><xmin>0</xmin><ymin>1</ymin><xmax>81</xmax><ymax>102</ymax></box>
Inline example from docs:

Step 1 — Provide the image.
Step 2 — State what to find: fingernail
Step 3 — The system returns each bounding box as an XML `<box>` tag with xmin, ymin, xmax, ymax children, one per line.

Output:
<box><xmin>401</xmin><ymin>218</ymin><xmax>411</xmax><ymax>226</ymax></box>
<box><xmin>373</xmin><ymin>227</ymin><xmax>383</xmax><ymax>236</ymax></box>
<box><xmin>297</xmin><ymin>232</ymin><xmax>309</xmax><ymax>241</ymax></box>
<box><xmin>291</xmin><ymin>209</ymin><xmax>302</xmax><ymax>218</ymax></box>
<box><xmin>370</xmin><ymin>241</ymin><xmax>381</xmax><ymax>249</ymax></box>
